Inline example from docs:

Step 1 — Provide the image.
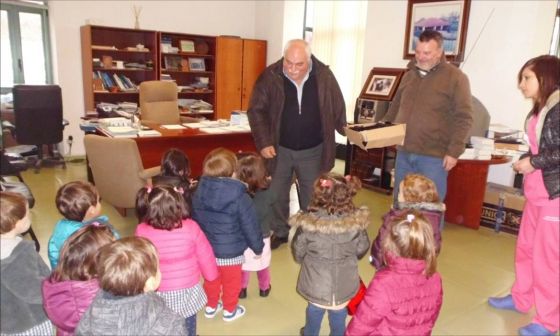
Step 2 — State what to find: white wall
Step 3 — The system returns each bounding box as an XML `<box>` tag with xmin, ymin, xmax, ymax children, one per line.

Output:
<box><xmin>363</xmin><ymin>0</ymin><xmax>556</xmax><ymax>185</ymax></box>
<box><xmin>48</xmin><ymin>0</ymin><xmax>259</xmax><ymax>155</ymax></box>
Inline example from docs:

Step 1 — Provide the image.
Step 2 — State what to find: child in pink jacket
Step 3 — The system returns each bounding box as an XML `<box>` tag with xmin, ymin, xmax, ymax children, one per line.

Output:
<box><xmin>135</xmin><ymin>184</ymin><xmax>218</xmax><ymax>336</ymax></box>
<box><xmin>346</xmin><ymin>210</ymin><xmax>443</xmax><ymax>336</ymax></box>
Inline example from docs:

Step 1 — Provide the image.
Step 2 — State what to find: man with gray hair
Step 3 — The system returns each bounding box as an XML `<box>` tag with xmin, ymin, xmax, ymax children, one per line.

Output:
<box><xmin>248</xmin><ymin>39</ymin><xmax>346</xmax><ymax>249</ymax></box>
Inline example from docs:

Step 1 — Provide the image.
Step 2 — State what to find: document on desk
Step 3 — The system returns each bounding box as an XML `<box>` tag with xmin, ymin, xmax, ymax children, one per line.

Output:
<box><xmin>161</xmin><ymin>124</ymin><xmax>186</xmax><ymax>130</ymax></box>
<box><xmin>138</xmin><ymin>129</ymin><xmax>162</xmax><ymax>137</ymax></box>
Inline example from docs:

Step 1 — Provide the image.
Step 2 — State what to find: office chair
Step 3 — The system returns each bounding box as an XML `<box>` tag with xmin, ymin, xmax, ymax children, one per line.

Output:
<box><xmin>0</xmin><ymin>152</ymin><xmax>40</xmax><ymax>251</ymax></box>
<box><xmin>11</xmin><ymin>85</ymin><xmax>68</xmax><ymax>173</ymax></box>
<box><xmin>84</xmin><ymin>134</ymin><xmax>160</xmax><ymax>216</ymax></box>
<box><xmin>139</xmin><ymin>80</ymin><xmax>181</xmax><ymax>124</ymax></box>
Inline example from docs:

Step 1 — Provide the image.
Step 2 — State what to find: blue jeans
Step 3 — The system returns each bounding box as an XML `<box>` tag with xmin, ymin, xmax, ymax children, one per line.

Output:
<box><xmin>185</xmin><ymin>314</ymin><xmax>196</xmax><ymax>336</ymax></box>
<box><xmin>303</xmin><ymin>303</ymin><xmax>347</xmax><ymax>336</ymax></box>
<box><xmin>394</xmin><ymin>150</ymin><xmax>448</xmax><ymax>204</ymax></box>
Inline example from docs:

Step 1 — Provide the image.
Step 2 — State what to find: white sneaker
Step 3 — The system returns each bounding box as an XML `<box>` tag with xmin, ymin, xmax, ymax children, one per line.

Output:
<box><xmin>222</xmin><ymin>305</ymin><xmax>246</xmax><ymax>322</ymax></box>
<box><xmin>204</xmin><ymin>302</ymin><xmax>223</xmax><ymax>318</ymax></box>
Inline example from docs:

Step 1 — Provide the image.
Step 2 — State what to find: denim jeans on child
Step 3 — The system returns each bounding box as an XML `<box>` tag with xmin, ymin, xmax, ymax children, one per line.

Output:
<box><xmin>394</xmin><ymin>150</ymin><xmax>449</xmax><ymax>203</ymax></box>
<box><xmin>303</xmin><ymin>303</ymin><xmax>347</xmax><ymax>336</ymax></box>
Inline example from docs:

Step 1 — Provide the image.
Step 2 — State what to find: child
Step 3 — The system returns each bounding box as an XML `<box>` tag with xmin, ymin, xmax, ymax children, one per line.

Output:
<box><xmin>290</xmin><ymin>173</ymin><xmax>370</xmax><ymax>336</ymax></box>
<box><xmin>48</xmin><ymin>180</ymin><xmax>119</xmax><ymax>268</ymax></box>
<box><xmin>135</xmin><ymin>184</ymin><xmax>218</xmax><ymax>335</ymax></box>
<box><xmin>235</xmin><ymin>152</ymin><xmax>274</xmax><ymax>298</ymax></box>
<box><xmin>370</xmin><ymin>173</ymin><xmax>444</xmax><ymax>269</ymax></box>
<box><xmin>1</xmin><ymin>191</ymin><xmax>54</xmax><ymax>335</ymax></box>
<box><xmin>192</xmin><ymin>147</ymin><xmax>264</xmax><ymax>322</ymax></box>
<box><xmin>151</xmin><ymin>148</ymin><xmax>195</xmax><ymax>208</ymax></box>
<box><xmin>42</xmin><ymin>224</ymin><xmax>116</xmax><ymax>336</ymax></box>
<box><xmin>346</xmin><ymin>211</ymin><xmax>443</xmax><ymax>335</ymax></box>
<box><xmin>76</xmin><ymin>237</ymin><xmax>187</xmax><ymax>335</ymax></box>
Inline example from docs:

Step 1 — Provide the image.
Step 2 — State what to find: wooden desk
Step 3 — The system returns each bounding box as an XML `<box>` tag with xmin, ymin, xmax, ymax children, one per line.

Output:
<box><xmin>97</xmin><ymin>124</ymin><xmax>256</xmax><ymax>177</ymax></box>
<box><xmin>445</xmin><ymin>156</ymin><xmax>511</xmax><ymax>229</ymax></box>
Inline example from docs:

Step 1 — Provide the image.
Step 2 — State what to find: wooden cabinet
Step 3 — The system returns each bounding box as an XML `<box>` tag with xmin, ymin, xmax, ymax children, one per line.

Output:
<box><xmin>80</xmin><ymin>25</ymin><xmax>158</xmax><ymax>111</ymax></box>
<box><xmin>215</xmin><ymin>36</ymin><xmax>266</xmax><ymax>120</ymax></box>
<box><xmin>346</xmin><ymin>145</ymin><xmax>396</xmax><ymax>194</ymax></box>
<box><xmin>158</xmin><ymin>32</ymin><xmax>216</xmax><ymax>119</ymax></box>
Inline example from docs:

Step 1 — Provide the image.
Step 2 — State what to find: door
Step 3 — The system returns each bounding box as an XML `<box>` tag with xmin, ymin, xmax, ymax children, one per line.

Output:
<box><xmin>240</xmin><ymin>39</ymin><xmax>267</xmax><ymax>111</ymax></box>
<box><xmin>215</xmin><ymin>36</ymin><xmax>243</xmax><ymax>120</ymax></box>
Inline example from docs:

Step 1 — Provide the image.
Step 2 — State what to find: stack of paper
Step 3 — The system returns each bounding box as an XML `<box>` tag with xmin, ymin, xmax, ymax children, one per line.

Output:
<box><xmin>106</xmin><ymin>126</ymin><xmax>138</xmax><ymax>138</ymax></box>
<box><xmin>469</xmin><ymin>136</ymin><xmax>494</xmax><ymax>160</ymax></box>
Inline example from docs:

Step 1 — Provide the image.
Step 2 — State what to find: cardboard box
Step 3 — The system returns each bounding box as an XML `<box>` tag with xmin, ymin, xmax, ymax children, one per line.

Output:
<box><xmin>480</xmin><ymin>182</ymin><xmax>526</xmax><ymax>234</ymax></box>
<box><xmin>345</xmin><ymin>123</ymin><xmax>406</xmax><ymax>150</ymax></box>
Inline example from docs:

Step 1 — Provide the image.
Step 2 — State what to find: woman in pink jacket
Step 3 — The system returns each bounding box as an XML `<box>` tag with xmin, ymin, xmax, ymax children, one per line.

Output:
<box><xmin>135</xmin><ymin>184</ymin><xmax>218</xmax><ymax>336</ymax></box>
<box><xmin>346</xmin><ymin>211</ymin><xmax>443</xmax><ymax>336</ymax></box>
<box><xmin>42</xmin><ymin>224</ymin><xmax>116</xmax><ymax>336</ymax></box>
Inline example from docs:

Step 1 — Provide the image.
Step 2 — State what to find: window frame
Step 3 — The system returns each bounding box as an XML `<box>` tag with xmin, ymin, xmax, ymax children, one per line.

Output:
<box><xmin>1</xmin><ymin>1</ymin><xmax>53</xmax><ymax>90</ymax></box>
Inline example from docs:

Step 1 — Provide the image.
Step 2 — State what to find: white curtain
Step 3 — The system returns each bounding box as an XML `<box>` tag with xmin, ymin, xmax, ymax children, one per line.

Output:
<box><xmin>309</xmin><ymin>0</ymin><xmax>367</xmax><ymax>132</ymax></box>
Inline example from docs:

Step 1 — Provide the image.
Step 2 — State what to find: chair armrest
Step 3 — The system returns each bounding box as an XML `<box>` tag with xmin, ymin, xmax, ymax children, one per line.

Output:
<box><xmin>139</xmin><ymin>166</ymin><xmax>161</xmax><ymax>180</ymax></box>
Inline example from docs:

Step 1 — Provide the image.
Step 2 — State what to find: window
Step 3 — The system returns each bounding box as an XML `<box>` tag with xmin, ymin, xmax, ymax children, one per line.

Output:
<box><xmin>551</xmin><ymin>5</ymin><xmax>560</xmax><ymax>57</ymax></box>
<box><xmin>0</xmin><ymin>1</ymin><xmax>52</xmax><ymax>90</ymax></box>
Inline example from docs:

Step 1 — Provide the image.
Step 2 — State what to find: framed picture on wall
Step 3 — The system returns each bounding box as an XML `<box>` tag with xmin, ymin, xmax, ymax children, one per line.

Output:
<box><xmin>359</xmin><ymin>68</ymin><xmax>406</xmax><ymax>101</ymax></box>
<box><xmin>403</xmin><ymin>0</ymin><xmax>471</xmax><ymax>62</ymax></box>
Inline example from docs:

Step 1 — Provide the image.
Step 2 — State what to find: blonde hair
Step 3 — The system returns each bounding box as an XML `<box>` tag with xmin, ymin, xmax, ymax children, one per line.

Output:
<box><xmin>401</xmin><ymin>174</ymin><xmax>439</xmax><ymax>203</ymax></box>
<box><xmin>202</xmin><ymin>147</ymin><xmax>237</xmax><ymax>177</ymax></box>
<box><xmin>96</xmin><ymin>237</ymin><xmax>159</xmax><ymax>296</ymax></box>
<box><xmin>382</xmin><ymin>210</ymin><xmax>437</xmax><ymax>276</ymax></box>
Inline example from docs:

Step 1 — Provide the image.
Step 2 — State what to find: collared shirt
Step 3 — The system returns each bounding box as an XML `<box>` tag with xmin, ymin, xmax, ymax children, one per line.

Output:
<box><xmin>283</xmin><ymin>63</ymin><xmax>313</xmax><ymax>114</ymax></box>
<box><xmin>415</xmin><ymin>60</ymin><xmax>441</xmax><ymax>78</ymax></box>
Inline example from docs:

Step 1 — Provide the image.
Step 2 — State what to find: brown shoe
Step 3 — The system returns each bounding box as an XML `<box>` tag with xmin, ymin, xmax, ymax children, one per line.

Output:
<box><xmin>270</xmin><ymin>235</ymin><xmax>288</xmax><ymax>250</ymax></box>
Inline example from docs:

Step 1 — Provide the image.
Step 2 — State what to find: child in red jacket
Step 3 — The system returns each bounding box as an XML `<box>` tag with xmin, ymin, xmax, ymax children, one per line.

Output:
<box><xmin>346</xmin><ymin>210</ymin><xmax>443</xmax><ymax>336</ymax></box>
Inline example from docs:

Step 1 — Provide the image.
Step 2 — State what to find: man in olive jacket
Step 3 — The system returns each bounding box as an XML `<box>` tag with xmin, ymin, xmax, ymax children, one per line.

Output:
<box><xmin>247</xmin><ymin>39</ymin><xmax>346</xmax><ymax>249</ymax></box>
<box><xmin>384</xmin><ymin>30</ymin><xmax>473</xmax><ymax>203</ymax></box>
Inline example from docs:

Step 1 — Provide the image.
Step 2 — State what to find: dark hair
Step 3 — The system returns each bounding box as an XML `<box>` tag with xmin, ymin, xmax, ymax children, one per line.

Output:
<box><xmin>418</xmin><ymin>30</ymin><xmax>443</xmax><ymax>49</ymax></box>
<box><xmin>161</xmin><ymin>148</ymin><xmax>191</xmax><ymax>179</ymax></box>
<box><xmin>236</xmin><ymin>152</ymin><xmax>269</xmax><ymax>196</ymax></box>
<box><xmin>307</xmin><ymin>172</ymin><xmax>361</xmax><ymax>216</ymax></box>
<box><xmin>202</xmin><ymin>147</ymin><xmax>236</xmax><ymax>177</ymax></box>
<box><xmin>0</xmin><ymin>191</ymin><xmax>27</xmax><ymax>234</ymax></box>
<box><xmin>135</xmin><ymin>185</ymin><xmax>189</xmax><ymax>230</ymax></box>
<box><xmin>51</xmin><ymin>224</ymin><xmax>115</xmax><ymax>282</ymax></box>
<box><xmin>518</xmin><ymin>55</ymin><xmax>560</xmax><ymax>115</ymax></box>
<box><xmin>96</xmin><ymin>237</ymin><xmax>159</xmax><ymax>296</ymax></box>
<box><xmin>56</xmin><ymin>181</ymin><xmax>99</xmax><ymax>221</ymax></box>
<box><xmin>382</xmin><ymin>210</ymin><xmax>437</xmax><ymax>276</ymax></box>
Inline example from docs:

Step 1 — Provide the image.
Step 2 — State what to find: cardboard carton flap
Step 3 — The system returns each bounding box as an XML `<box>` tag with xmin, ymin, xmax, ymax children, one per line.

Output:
<box><xmin>345</xmin><ymin>123</ymin><xmax>406</xmax><ymax>150</ymax></box>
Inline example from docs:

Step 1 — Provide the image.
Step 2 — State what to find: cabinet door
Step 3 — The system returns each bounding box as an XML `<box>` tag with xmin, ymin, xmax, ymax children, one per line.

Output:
<box><xmin>215</xmin><ymin>37</ymin><xmax>243</xmax><ymax>120</ymax></box>
<box><xmin>241</xmin><ymin>39</ymin><xmax>267</xmax><ymax>111</ymax></box>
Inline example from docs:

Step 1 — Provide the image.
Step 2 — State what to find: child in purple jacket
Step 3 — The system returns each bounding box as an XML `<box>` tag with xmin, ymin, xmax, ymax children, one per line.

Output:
<box><xmin>42</xmin><ymin>224</ymin><xmax>116</xmax><ymax>336</ymax></box>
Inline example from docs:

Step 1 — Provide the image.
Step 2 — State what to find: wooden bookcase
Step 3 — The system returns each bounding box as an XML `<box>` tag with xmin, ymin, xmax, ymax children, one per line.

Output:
<box><xmin>158</xmin><ymin>31</ymin><xmax>216</xmax><ymax>119</ymax></box>
<box><xmin>80</xmin><ymin>25</ymin><xmax>158</xmax><ymax>111</ymax></box>
<box><xmin>215</xmin><ymin>36</ymin><xmax>266</xmax><ymax>120</ymax></box>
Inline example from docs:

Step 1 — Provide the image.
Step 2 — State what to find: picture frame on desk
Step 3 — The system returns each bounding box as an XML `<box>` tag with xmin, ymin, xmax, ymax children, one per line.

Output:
<box><xmin>188</xmin><ymin>57</ymin><xmax>206</xmax><ymax>72</ymax></box>
<box><xmin>180</xmin><ymin>40</ymin><xmax>195</xmax><ymax>53</ymax></box>
<box><xmin>359</xmin><ymin>68</ymin><xmax>406</xmax><ymax>101</ymax></box>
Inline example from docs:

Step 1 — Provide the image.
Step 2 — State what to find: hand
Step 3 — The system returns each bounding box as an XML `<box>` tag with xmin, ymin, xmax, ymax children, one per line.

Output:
<box><xmin>442</xmin><ymin>155</ymin><xmax>458</xmax><ymax>171</ymax></box>
<box><xmin>254</xmin><ymin>254</ymin><xmax>262</xmax><ymax>259</ymax></box>
<box><xmin>513</xmin><ymin>157</ymin><xmax>535</xmax><ymax>175</ymax></box>
<box><xmin>260</xmin><ymin>146</ymin><xmax>276</xmax><ymax>159</ymax></box>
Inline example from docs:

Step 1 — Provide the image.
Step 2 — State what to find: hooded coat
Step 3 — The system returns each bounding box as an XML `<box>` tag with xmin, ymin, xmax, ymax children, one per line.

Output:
<box><xmin>290</xmin><ymin>207</ymin><xmax>370</xmax><ymax>306</ymax></box>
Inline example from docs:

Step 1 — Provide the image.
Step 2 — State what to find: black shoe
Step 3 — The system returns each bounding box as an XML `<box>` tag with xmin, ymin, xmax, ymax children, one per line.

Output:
<box><xmin>270</xmin><ymin>235</ymin><xmax>288</xmax><ymax>250</ymax></box>
<box><xmin>238</xmin><ymin>288</ymin><xmax>247</xmax><ymax>299</ymax></box>
<box><xmin>259</xmin><ymin>285</ymin><xmax>271</xmax><ymax>297</ymax></box>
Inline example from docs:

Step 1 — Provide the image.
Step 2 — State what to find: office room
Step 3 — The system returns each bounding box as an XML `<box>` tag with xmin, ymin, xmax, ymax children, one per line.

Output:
<box><xmin>1</xmin><ymin>0</ymin><xmax>558</xmax><ymax>335</ymax></box>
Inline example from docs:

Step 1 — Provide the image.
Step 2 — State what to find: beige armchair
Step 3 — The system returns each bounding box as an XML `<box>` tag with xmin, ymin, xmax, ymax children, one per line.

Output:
<box><xmin>139</xmin><ymin>80</ymin><xmax>181</xmax><ymax>124</ymax></box>
<box><xmin>84</xmin><ymin>134</ymin><xmax>160</xmax><ymax>216</ymax></box>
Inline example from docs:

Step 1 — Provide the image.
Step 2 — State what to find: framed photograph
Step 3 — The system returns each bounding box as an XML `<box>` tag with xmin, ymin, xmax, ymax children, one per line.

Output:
<box><xmin>164</xmin><ymin>55</ymin><xmax>182</xmax><ymax>70</ymax></box>
<box><xmin>180</xmin><ymin>40</ymin><xmax>195</xmax><ymax>53</ymax></box>
<box><xmin>403</xmin><ymin>0</ymin><xmax>471</xmax><ymax>61</ymax></box>
<box><xmin>356</xmin><ymin>99</ymin><xmax>377</xmax><ymax>123</ymax></box>
<box><xmin>359</xmin><ymin>68</ymin><xmax>406</xmax><ymax>101</ymax></box>
<box><xmin>188</xmin><ymin>57</ymin><xmax>206</xmax><ymax>72</ymax></box>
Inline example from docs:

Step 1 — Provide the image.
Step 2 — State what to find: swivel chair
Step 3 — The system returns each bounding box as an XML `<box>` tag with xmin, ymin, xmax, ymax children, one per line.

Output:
<box><xmin>11</xmin><ymin>85</ymin><xmax>67</xmax><ymax>173</ymax></box>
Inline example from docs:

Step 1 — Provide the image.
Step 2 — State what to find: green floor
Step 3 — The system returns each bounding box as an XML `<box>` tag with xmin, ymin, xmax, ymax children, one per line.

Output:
<box><xmin>17</xmin><ymin>159</ymin><xmax>531</xmax><ymax>335</ymax></box>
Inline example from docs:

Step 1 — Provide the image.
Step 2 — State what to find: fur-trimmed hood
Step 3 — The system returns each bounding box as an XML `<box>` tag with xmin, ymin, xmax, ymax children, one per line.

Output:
<box><xmin>396</xmin><ymin>201</ymin><xmax>446</xmax><ymax>213</ymax></box>
<box><xmin>289</xmin><ymin>206</ymin><xmax>370</xmax><ymax>234</ymax></box>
